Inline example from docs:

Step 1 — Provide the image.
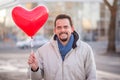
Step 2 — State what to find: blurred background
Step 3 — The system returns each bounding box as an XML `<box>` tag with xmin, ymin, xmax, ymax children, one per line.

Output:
<box><xmin>0</xmin><ymin>0</ymin><xmax>120</xmax><ymax>80</ymax></box>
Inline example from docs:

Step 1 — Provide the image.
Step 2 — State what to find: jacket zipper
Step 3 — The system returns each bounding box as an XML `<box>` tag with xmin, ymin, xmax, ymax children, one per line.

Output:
<box><xmin>62</xmin><ymin>61</ymin><xmax>64</xmax><ymax>80</ymax></box>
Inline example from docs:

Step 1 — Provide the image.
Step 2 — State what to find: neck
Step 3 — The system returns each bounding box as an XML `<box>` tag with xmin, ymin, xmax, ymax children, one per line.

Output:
<box><xmin>59</xmin><ymin>39</ymin><xmax>69</xmax><ymax>46</ymax></box>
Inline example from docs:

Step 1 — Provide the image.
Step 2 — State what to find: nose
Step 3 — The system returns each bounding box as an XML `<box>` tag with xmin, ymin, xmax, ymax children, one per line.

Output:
<box><xmin>61</xmin><ymin>27</ymin><xmax>65</xmax><ymax>32</ymax></box>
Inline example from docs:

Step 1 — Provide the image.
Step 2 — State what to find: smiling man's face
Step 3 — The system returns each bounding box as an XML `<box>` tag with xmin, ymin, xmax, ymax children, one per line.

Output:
<box><xmin>54</xmin><ymin>18</ymin><xmax>74</xmax><ymax>44</ymax></box>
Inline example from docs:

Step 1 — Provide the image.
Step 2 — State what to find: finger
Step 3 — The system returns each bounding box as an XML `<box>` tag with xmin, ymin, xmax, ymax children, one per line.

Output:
<box><xmin>31</xmin><ymin>53</ymin><xmax>36</xmax><ymax>59</ymax></box>
<box><xmin>29</xmin><ymin>53</ymin><xmax>35</xmax><ymax>59</ymax></box>
<box><xmin>28</xmin><ymin>56</ymin><xmax>34</xmax><ymax>63</ymax></box>
<box><xmin>28</xmin><ymin>55</ymin><xmax>36</xmax><ymax>64</ymax></box>
<box><xmin>28</xmin><ymin>58</ymin><xmax>33</xmax><ymax>64</ymax></box>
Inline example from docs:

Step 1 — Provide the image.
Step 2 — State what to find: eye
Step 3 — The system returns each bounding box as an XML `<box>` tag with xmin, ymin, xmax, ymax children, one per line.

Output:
<box><xmin>64</xmin><ymin>26</ymin><xmax>68</xmax><ymax>29</ymax></box>
<box><xmin>56</xmin><ymin>26</ymin><xmax>61</xmax><ymax>30</ymax></box>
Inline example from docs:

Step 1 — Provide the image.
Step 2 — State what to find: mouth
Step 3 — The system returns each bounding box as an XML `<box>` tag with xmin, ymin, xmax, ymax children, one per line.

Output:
<box><xmin>59</xmin><ymin>32</ymin><xmax>68</xmax><ymax>36</ymax></box>
<box><xmin>59</xmin><ymin>32</ymin><xmax>68</xmax><ymax>38</ymax></box>
<box><xmin>59</xmin><ymin>32</ymin><xmax>68</xmax><ymax>42</ymax></box>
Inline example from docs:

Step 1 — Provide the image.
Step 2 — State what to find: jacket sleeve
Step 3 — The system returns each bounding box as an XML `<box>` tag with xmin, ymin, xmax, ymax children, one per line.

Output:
<box><xmin>84</xmin><ymin>45</ymin><xmax>97</xmax><ymax>80</ymax></box>
<box><xmin>31</xmin><ymin>50</ymin><xmax>44</xmax><ymax>80</ymax></box>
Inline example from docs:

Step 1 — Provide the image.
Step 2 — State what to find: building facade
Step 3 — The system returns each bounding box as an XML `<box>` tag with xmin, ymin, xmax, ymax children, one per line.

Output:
<box><xmin>0</xmin><ymin>0</ymin><xmax>119</xmax><ymax>42</ymax></box>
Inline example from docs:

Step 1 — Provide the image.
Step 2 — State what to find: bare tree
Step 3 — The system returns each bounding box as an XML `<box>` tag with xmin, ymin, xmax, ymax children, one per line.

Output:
<box><xmin>103</xmin><ymin>0</ymin><xmax>118</xmax><ymax>53</ymax></box>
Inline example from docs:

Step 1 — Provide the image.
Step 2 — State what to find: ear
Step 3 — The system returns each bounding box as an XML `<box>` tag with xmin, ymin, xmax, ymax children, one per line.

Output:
<box><xmin>53</xmin><ymin>27</ymin><xmax>56</xmax><ymax>34</ymax></box>
<box><xmin>72</xmin><ymin>26</ymin><xmax>74</xmax><ymax>32</ymax></box>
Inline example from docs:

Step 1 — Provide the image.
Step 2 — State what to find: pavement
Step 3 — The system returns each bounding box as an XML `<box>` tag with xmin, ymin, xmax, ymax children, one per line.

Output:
<box><xmin>88</xmin><ymin>41</ymin><xmax>120</xmax><ymax>80</ymax></box>
<box><xmin>95</xmin><ymin>54</ymin><xmax>120</xmax><ymax>80</ymax></box>
<box><xmin>0</xmin><ymin>41</ymin><xmax>120</xmax><ymax>80</ymax></box>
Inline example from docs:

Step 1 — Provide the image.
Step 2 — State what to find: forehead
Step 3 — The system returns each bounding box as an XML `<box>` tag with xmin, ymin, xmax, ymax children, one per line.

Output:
<box><xmin>56</xmin><ymin>19</ymin><xmax>70</xmax><ymax>26</ymax></box>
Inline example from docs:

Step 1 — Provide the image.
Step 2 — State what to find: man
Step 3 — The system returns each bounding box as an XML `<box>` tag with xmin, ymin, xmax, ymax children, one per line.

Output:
<box><xmin>28</xmin><ymin>14</ymin><xmax>96</xmax><ymax>80</ymax></box>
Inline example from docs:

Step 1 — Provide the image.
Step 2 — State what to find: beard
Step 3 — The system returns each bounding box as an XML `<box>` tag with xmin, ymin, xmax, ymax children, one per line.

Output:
<box><xmin>60</xmin><ymin>38</ymin><xmax>68</xmax><ymax>42</ymax></box>
<box><xmin>59</xmin><ymin>32</ymin><xmax>68</xmax><ymax>42</ymax></box>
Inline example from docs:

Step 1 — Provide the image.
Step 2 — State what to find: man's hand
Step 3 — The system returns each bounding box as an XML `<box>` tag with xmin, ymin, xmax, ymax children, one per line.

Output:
<box><xmin>28</xmin><ymin>53</ymin><xmax>39</xmax><ymax>71</ymax></box>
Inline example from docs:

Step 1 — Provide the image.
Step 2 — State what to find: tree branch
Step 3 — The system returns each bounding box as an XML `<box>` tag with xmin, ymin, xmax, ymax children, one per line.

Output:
<box><xmin>103</xmin><ymin>0</ymin><xmax>112</xmax><ymax>11</ymax></box>
<box><xmin>113</xmin><ymin>0</ymin><xmax>118</xmax><ymax>6</ymax></box>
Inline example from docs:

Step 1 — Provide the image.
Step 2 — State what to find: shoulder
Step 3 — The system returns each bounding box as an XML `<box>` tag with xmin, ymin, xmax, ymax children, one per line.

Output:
<box><xmin>77</xmin><ymin>40</ymin><xmax>92</xmax><ymax>50</ymax></box>
<box><xmin>37</xmin><ymin>41</ymin><xmax>51</xmax><ymax>51</ymax></box>
<box><xmin>37</xmin><ymin>38</ymin><xmax>57</xmax><ymax>52</ymax></box>
<box><xmin>76</xmin><ymin>40</ymin><xmax>94</xmax><ymax>58</ymax></box>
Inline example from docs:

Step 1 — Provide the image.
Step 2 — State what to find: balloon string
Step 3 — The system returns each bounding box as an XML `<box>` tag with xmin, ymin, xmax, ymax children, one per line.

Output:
<box><xmin>31</xmin><ymin>37</ymin><xmax>33</xmax><ymax>53</ymax></box>
<box><xmin>29</xmin><ymin>37</ymin><xmax>34</xmax><ymax>80</ymax></box>
<box><xmin>29</xmin><ymin>66</ymin><xmax>31</xmax><ymax>80</ymax></box>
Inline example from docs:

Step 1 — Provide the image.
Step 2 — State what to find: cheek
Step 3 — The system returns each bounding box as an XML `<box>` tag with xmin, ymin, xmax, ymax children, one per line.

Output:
<box><xmin>55</xmin><ymin>31</ymin><xmax>60</xmax><ymax>35</ymax></box>
<box><xmin>54</xmin><ymin>31</ymin><xmax>60</xmax><ymax>36</ymax></box>
<box><xmin>54</xmin><ymin>29</ymin><xmax>58</xmax><ymax>34</ymax></box>
<box><xmin>68</xmin><ymin>29</ymin><xmax>73</xmax><ymax>34</ymax></box>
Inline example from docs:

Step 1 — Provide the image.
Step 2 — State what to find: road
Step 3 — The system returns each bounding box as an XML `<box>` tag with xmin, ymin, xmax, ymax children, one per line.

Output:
<box><xmin>0</xmin><ymin>41</ymin><xmax>120</xmax><ymax>80</ymax></box>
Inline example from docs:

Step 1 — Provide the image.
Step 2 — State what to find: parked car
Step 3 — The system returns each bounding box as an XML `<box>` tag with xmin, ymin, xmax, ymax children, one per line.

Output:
<box><xmin>16</xmin><ymin>36</ymin><xmax>48</xmax><ymax>49</ymax></box>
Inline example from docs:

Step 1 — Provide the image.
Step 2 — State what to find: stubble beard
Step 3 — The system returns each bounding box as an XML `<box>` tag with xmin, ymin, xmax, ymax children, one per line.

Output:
<box><xmin>59</xmin><ymin>32</ymin><xmax>68</xmax><ymax>42</ymax></box>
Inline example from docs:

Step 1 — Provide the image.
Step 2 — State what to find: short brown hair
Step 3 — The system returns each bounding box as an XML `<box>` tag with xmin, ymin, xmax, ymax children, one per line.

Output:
<box><xmin>54</xmin><ymin>14</ymin><xmax>73</xmax><ymax>27</ymax></box>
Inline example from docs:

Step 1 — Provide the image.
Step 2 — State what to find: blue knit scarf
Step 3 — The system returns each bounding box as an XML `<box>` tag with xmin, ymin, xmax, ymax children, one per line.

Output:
<box><xmin>57</xmin><ymin>34</ymin><xmax>74</xmax><ymax>61</ymax></box>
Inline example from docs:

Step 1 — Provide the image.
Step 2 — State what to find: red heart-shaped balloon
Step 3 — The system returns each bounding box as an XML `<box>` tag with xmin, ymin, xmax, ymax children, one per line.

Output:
<box><xmin>12</xmin><ymin>5</ymin><xmax>49</xmax><ymax>37</ymax></box>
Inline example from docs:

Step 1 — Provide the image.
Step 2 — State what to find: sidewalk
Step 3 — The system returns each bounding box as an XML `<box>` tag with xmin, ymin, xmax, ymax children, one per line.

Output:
<box><xmin>95</xmin><ymin>53</ymin><xmax>120</xmax><ymax>80</ymax></box>
<box><xmin>87</xmin><ymin>41</ymin><xmax>120</xmax><ymax>80</ymax></box>
<box><xmin>97</xmin><ymin>70</ymin><xmax>120</xmax><ymax>80</ymax></box>
<box><xmin>0</xmin><ymin>41</ymin><xmax>120</xmax><ymax>80</ymax></box>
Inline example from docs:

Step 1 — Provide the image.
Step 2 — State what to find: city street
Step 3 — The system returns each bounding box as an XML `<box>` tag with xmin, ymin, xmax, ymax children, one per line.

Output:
<box><xmin>0</xmin><ymin>0</ymin><xmax>120</xmax><ymax>80</ymax></box>
<box><xmin>0</xmin><ymin>41</ymin><xmax>120</xmax><ymax>80</ymax></box>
